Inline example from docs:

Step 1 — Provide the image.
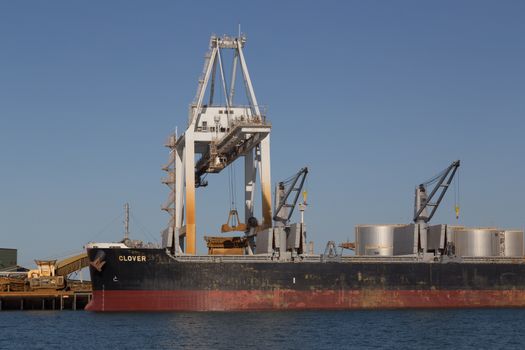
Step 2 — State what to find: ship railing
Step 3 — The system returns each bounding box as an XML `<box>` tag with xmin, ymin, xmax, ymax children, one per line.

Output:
<box><xmin>170</xmin><ymin>254</ymin><xmax>275</xmax><ymax>263</ymax></box>
<box><xmin>340</xmin><ymin>256</ymin><xmax>525</xmax><ymax>264</ymax></box>
<box><xmin>461</xmin><ymin>256</ymin><xmax>525</xmax><ymax>264</ymax></box>
<box><xmin>166</xmin><ymin>251</ymin><xmax>525</xmax><ymax>264</ymax></box>
<box><xmin>339</xmin><ymin>256</ymin><xmax>421</xmax><ymax>263</ymax></box>
<box><xmin>168</xmin><ymin>253</ymin><xmax>425</xmax><ymax>263</ymax></box>
<box><xmin>300</xmin><ymin>255</ymin><xmax>323</xmax><ymax>262</ymax></box>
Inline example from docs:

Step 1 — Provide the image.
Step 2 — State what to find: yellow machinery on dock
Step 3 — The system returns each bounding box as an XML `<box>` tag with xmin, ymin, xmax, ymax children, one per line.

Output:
<box><xmin>0</xmin><ymin>252</ymin><xmax>92</xmax><ymax>310</ymax></box>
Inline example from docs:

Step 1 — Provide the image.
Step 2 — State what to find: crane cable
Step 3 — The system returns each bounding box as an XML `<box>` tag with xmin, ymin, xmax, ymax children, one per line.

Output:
<box><xmin>454</xmin><ymin>168</ymin><xmax>460</xmax><ymax>220</ymax></box>
<box><xmin>303</xmin><ymin>176</ymin><xmax>309</xmax><ymax>205</ymax></box>
<box><xmin>421</xmin><ymin>164</ymin><xmax>460</xmax><ymax>220</ymax></box>
<box><xmin>422</xmin><ymin>167</ymin><xmax>448</xmax><ymax>187</ymax></box>
<box><xmin>227</xmin><ymin>161</ymin><xmax>240</xmax><ymax>227</ymax></box>
<box><xmin>227</xmin><ymin>167</ymin><xmax>232</xmax><ymax>210</ymax></box>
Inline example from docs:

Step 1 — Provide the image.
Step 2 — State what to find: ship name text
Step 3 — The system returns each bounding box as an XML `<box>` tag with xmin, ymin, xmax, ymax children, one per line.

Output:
<box><xmin>119</xmin><ymin>255</ymin><xmax>147</xmax><ymax>262</ymax></box>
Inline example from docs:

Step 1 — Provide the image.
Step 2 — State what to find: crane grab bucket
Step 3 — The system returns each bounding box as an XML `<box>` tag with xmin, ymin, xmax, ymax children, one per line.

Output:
<box><xmin>221</xmin><ymin>209</ymin><xmax>247</xmax><ymax>233</ymax></box>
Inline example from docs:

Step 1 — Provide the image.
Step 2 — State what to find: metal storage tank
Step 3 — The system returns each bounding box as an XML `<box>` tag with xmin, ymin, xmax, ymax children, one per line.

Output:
<box><xmin>503</xmin><ymin>230</ymin><xmax>524</xmax><ymax>257</ymax></box>
<box><xmin>449</xmin><ymin>228</ymin><xmax>501</xmax><ymax>257</ymax></box>
<box><xmin>355</xmin><ymin>224</ymin><xmax>405</xmax><ymax>256</ymax></box>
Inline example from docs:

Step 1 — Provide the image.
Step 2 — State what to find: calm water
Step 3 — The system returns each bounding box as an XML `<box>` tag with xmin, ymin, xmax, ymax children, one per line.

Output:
<box><xmin>1</xmin><ymin>309</ymin><xmax>524</xmax><ymax>349</ymax></box>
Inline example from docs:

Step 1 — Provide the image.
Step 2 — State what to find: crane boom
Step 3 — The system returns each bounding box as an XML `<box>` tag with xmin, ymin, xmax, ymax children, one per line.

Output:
<box><xmin>413</xmin><ymin>160</ymin><xmax>460</xmax><ymax>223</ymax></box>
<box><xmin>273</xmin><ymin>167</ymin><xmax>308</xmax><ymax>225</ymax></box>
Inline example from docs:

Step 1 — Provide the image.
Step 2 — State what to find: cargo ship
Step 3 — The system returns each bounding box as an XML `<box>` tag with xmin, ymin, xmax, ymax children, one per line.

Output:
<box><xmin>86</xmin><ymin>34</ymin><xmax>525</xmax><ymax>311</ymax></box>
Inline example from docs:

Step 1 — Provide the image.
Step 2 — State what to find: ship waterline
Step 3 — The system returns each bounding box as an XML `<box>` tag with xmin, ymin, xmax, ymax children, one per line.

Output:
<box><xmin>86</xmin><ymin>289</ymin><xmax>525</xmax><ymax>312</ymax></box>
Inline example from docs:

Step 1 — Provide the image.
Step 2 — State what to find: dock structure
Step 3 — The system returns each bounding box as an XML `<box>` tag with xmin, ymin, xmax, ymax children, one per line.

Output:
<box><xmin>0</xmin><ymin>290</ymin><xmax>92</xmax><ymax>311</ymax></box>
<box><xmin>0</xmin><ymin>251</ymin><xmax>93</xmax><ymax>311</ymax></box>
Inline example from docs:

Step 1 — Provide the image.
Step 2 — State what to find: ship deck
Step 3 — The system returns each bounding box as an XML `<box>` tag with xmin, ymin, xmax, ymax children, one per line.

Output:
<box><xmin>166</xmin><ymin>252</ymin><xmax>525</xmax><ymax>264</ymax></box>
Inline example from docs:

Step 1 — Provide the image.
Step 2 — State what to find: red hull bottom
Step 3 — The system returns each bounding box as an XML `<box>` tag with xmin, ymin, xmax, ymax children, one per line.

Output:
<box><xmin>85</xmin><ymin>289</ymin><xmax>525</xmax><ymax>311</ymax></box>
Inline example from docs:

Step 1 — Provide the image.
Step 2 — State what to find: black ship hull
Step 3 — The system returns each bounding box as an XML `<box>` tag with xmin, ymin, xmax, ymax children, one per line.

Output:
<box><xmin>86</xmin><ymin>248</ymin><xmax>525</xmax><ymax>311</ymax></box>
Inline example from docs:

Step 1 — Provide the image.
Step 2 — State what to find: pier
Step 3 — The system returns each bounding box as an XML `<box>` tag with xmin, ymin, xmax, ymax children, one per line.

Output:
<box><xmin>0</xmin><ymin>290</ymin><xmax>92</xmax><ymax>311</ymax></box>
<box><xmin>1</xmin><ymin>250</ymin><xmax>92</xmax><ymax>311</ymax></box>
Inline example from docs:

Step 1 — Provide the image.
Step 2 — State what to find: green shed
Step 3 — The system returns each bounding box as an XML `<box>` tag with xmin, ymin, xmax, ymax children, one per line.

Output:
<box><xmin>0</xmin><ymin>248</ymin><xmax>17</xmax><ymax>270</ymax></box>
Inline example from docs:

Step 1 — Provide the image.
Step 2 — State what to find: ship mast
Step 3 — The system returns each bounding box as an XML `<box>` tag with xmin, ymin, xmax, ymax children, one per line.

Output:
<box><xmin>124</xmin><ymin>202</ymin><xmax>130</xmax><ymax>241</ymax></box>
<box><xmin>162</xmin><ymin>34</ymin><xmax>272</xmax><ymax>255</ymax></box>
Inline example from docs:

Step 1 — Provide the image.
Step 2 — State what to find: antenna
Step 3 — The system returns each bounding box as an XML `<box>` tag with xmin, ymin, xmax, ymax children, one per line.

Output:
<box><xmin>238</xmin><ymin>23</ymin><xmax>241</xmax><ymax>38</ymax></box>
<box><xmin>124</xmin><ymin>203</ymin><xmax>130</xmax><ymax>240</ymax></box>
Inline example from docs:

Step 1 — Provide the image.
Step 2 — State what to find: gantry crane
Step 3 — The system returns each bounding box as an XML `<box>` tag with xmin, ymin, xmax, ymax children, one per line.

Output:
<box><xmin>162</xmin><ymin>34</ymin><xmax>272</xmax><ymax>255</ymax></box>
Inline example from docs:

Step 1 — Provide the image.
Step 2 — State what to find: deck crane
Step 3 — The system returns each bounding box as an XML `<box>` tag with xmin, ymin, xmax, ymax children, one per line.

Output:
<box><xmin>413</xmin><ymin>160</ymin><xmax>460</xmax><ymax>255</ymax></box>
<box><xmin>272</xmin><ymin>167</ymin><xmax>309</xmax><ymax>258</ymax></box>
<box><xmin>413</xmin><ymin>160</ymin><xmax>460</xmax><ymax>224</ymax></box>
<box><xmin>273</xmin><ymin>167</ymin><xmax>309</xmax><ymax>226</ymax></box>
<box><xmin>161</xmin><ymin>34</ymin><xmax>272</xmax><ymax>255</ymax></box>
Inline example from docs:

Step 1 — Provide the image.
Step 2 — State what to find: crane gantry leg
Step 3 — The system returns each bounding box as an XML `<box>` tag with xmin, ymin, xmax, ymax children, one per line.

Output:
<box><xmin>244</xmin><ymin>149</ymin><xmax>256</xmax><ymax>223</ymax></box>
<box><xmin>174</xmin><ymin>140</ymin><xmax>184</xmax><ymax>254</ymax></box>
<box><xmin>183</xmin><ymin>131</ymin><xmax>196</xmax><ymax>255</ymax></box>
<box><xmin>259</xmin><ymin>135</ymin><xmax>272</xmax><ymax>229</ymax></box>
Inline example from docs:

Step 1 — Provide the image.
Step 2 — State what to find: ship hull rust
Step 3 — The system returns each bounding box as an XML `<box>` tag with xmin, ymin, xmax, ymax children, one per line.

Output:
<box><xmin>86</xmin><ymin>289</ymin><xmax>525</xmax><ymax>311</ymax></box>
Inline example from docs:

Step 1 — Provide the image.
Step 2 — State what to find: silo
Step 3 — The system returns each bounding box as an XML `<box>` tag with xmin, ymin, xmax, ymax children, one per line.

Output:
<box><xmin>449</xmin><ymin>228</ymin><xmax>501</xmax><ymax>257</ymax></box>
<box><xmin>503</xmin><ymin>230</ymin><xmax>524</xmax><ymax>257</ymax></box>
<box><xmin>355</xmin><ymin>224</ymin><xmax>405</xmax><ymax>256</ymax></box>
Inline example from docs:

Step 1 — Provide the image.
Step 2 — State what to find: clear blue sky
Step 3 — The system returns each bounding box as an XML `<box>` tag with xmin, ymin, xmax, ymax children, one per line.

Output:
<box><xmin>1</xmin><ymin>1</ymin><xmax>524</xmax><ymax>266</ymax></box>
